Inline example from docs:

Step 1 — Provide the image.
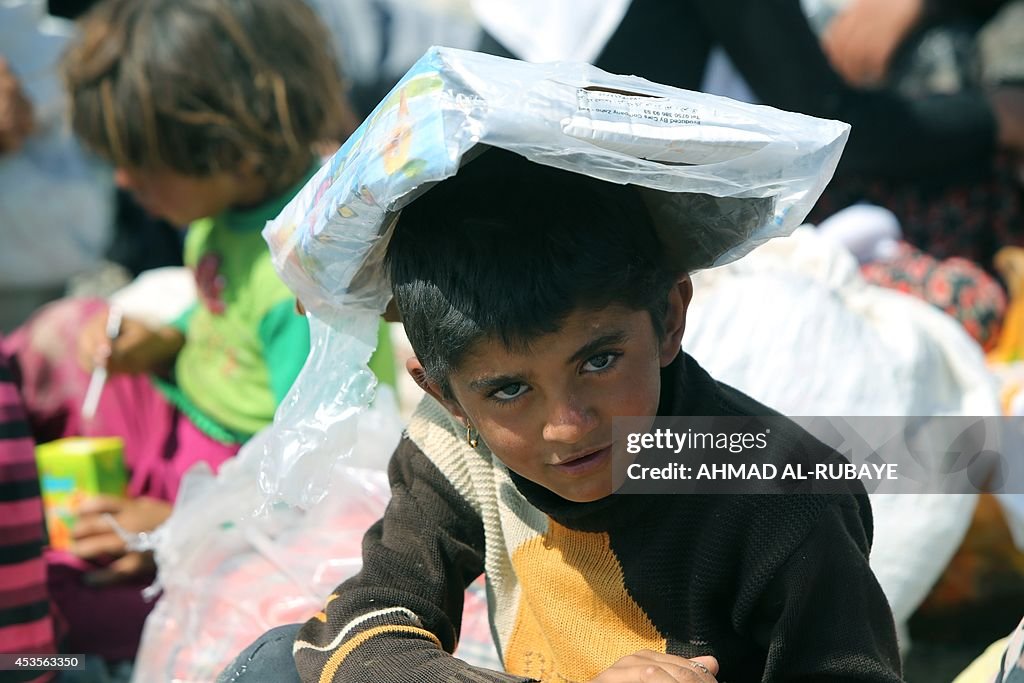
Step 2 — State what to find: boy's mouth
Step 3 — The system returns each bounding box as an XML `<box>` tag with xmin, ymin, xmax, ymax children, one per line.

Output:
<box><xmin>551</xmin><ymin>445</ymin><xmax>612</xmax><ymax>476</ymax></box>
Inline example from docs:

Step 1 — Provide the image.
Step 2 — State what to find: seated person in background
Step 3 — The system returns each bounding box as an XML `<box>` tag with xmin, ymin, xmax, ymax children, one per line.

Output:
<box><xmin>223</xmin><ymin>149</ymin><xmax>903</xmax><ymax>682</ymax></box>
<box><xmin>821</xmin><ymin>0</ymin><xmax>1010</xmax><ymax>89</ymax></box>
<box><xmin>477</xmin><ymin>0</ymin><xmax>1024</xmax><ymax>270</ymax></box>
<box><xmin>0</xmin><ymin>2</ymin><xmax>115</xmax><ymax>334</ymax></box>
<box><xmin>0</xmin><ymin>0</ymin><xmax>377</xmax><ymax>667</ymax></box>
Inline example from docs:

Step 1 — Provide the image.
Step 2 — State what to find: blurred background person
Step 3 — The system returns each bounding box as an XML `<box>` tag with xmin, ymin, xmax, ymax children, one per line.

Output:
<box><xmin>474</xmin><ymin>0</ymin><xmax>1024</xmax><ymax>271</ymax></box>
<box><xmin>0</xmin><ymin>0</ymin><xmax>114</xmax><ymax>332</ymax></box>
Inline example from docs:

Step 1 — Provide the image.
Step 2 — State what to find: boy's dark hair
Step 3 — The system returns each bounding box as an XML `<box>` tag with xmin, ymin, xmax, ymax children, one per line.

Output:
<box><xmin>63</xmin><ymin>0</ymin><xmax>350</xmax><ymax>192</ymax></box>
<box><xmin>387</xmin><ymin>148</ymin><xmax>680</xmax><ymax>397</ymax></box>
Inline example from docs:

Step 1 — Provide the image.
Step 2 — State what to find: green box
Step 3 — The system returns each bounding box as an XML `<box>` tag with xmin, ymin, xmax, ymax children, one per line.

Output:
<box><xmin>34</xmin><ymin>437</ymin><xmax>127</xmax><ymax>550</ymax></box>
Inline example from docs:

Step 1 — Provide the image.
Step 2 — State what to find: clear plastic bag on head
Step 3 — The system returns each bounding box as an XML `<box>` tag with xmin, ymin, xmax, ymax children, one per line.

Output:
<box><xmin>259</xmin><ymin>46</ymin><xmax>850</xmax><ymax>508</ymax></box>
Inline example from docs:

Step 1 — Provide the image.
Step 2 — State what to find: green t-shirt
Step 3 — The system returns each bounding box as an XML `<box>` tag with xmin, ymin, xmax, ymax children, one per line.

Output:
<box><xmin>156</xmin><ymin>178</ymin><xmax>312</xmax><ymax>442</ymax></box>
<box><xmin>157</xmin><ymin>171</ymin><xmax>396</xmax><ymax>444</ymax></box>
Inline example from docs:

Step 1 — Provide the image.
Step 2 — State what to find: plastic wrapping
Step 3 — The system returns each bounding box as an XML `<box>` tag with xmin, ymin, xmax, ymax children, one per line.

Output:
<box><xmin>132</xmin><ymin>396</ymin><xmax>501</xmax><ymax>682</ymax></box>
<box><xmin>260</xmin><ymin>46</ymin><xmax>850</xmax><ymax>507</ymax></box>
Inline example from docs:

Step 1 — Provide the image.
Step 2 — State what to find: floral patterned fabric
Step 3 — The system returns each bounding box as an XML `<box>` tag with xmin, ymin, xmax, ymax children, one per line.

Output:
<box><xmin>860</xmin><ymin>242</ymin><xmax>1007</xmax><ymax>350</ymax></box>
<box><xmin>812</xmin><ymin>152</ymin><xmax>1024</xmax><ymax>272</ymax></box>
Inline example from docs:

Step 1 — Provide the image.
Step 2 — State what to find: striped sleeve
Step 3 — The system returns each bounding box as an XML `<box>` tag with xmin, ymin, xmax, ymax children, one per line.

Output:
<box><xmin>294</xmin><ymin>437</ymin><xmax>530</xmax><ymax>683</ymax></box>
<box><xmin>0</xmin><ymin>358</ymin><xmax>57</xmax><ymax>683</ymax></box>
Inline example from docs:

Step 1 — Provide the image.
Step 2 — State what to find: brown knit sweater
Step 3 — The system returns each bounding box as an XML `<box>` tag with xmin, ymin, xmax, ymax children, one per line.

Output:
<box><xmin>294</xmin><ymin>354</ymin><xmax>904</xmax><ymax>683</ymax></box>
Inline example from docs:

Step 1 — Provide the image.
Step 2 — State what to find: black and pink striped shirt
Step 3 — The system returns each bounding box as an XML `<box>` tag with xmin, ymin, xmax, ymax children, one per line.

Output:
<box><xmin>0</xmin><ymin>357</ymin><xmax>57</xmax><ymax>682</ymax></box>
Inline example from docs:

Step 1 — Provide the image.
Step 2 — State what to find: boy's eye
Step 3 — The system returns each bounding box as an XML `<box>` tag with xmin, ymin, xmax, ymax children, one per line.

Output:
<box><xmin>583</xmin><ymin>352</ymin><xmax>620</xmax><ymax>372</ymax></box>
<box><xmin>493</xmin><ymin>382</ymin><xmax>529</xmax><ymax>401</ymax></box>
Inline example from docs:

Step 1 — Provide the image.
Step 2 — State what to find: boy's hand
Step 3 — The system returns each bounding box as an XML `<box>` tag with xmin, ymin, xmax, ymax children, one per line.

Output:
<box><xmin>77</xmin><ymin>310</ymin><xmax>185</xmax><ymax>375</ymax></box>
<box><xmin>588</xmin><ymin>651</ymin><xmax>718</xmax><ymax>682</ymax></box>
<box><xmin>70</xmin><ymin>495</ymin><xmax>171</xmax><ymax>585</ymax></box>
<box><xmin>0</xmin><ymin>57</ymin><xmax>33</xmax><ymax>155</ymax></box>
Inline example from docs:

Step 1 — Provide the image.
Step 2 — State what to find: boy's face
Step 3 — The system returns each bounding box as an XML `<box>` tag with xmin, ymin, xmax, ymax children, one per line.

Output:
<box><xmin>412</xmin><ymin>279</ymin><xmax>691</xmax><ymax>503</ymax></box>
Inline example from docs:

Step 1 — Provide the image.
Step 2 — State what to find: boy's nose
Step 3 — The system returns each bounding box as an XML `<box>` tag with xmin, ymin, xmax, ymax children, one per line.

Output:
<box><xmin>542</xmin><ymin>397</ymin><xmax>598</xmax><ymax>444</ymax></box>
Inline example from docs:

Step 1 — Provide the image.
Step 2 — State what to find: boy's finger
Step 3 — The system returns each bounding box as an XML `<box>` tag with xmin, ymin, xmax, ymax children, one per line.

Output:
<box><xmin>592</xmin><ymin>665</ymin><xmax>671</xmax><ymax>683</ymax></box>
<box><xmin>624</xmin><ymin>651</ymin><xmax>708</xmax><ymax>669</ymax></box>
<box><xmin>636</xmin><ymin>666</ymin><xmax>680</xmax><ymax>683</ymax></box>
<box><xmin>636</xmin><ymin>663</ymin><xmax>713</xmax><ymax>683</ymax></box>
<box><xmin>614</xmin><ymin>653</ymin><xmax>716</xmax><ymax>682</ymax></box>
<box><xmin>689</xmin><ymin>656</ymin><xmax>718</xmax><ymax>676</ymax></box>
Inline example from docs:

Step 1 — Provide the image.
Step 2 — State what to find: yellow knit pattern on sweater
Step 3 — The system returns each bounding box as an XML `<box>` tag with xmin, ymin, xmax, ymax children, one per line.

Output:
<box><xmin>504</xmin><ymin>519</ymin><xmax>666</xmax><ymax>681</ymax></box>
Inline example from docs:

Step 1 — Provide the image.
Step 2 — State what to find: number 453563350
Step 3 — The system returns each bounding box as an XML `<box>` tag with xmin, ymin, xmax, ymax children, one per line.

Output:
<box><xmin>0</xmin><ymin>655</ymin><xmax>85</xmax><ymax>671</ymax></box>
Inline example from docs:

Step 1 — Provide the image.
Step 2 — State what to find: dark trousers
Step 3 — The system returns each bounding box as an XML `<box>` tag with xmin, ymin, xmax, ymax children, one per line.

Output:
<box><xmin>217</xmin><ymin>624</ymin><xmax>303</xmax><ymax>683</ymax></box>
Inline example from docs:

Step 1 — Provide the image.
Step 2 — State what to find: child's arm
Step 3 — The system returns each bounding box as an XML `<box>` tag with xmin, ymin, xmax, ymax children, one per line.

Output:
<box><xmin>293</xmin><ymin>438</ymin><xmax>530</xmax><ymax>683</ymax></box>
<box><xmin>77</xmin><ymin>310</ymin><xmax>184</xmax><ymax>375</ymax></box>
<box><xmin>748</xmin><ymin>495</ymin><xmax>904</xmax><ymax>683</ymax></box>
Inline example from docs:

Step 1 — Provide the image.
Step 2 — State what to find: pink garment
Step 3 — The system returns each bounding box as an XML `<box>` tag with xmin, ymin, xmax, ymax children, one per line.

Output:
<box><xmin>1</xmin><ymin>297</ymin><xmax>241</xmax><ymax>662</ymax></box>
<box><xmin>0</xmin><ymin>350</ymin><xmax>57</xmax><ymax>683</ymax></box>
<box><xmin>3</xmin><ymin>297</ymin><xmax>240</xmax><ymax>501</ymax></box>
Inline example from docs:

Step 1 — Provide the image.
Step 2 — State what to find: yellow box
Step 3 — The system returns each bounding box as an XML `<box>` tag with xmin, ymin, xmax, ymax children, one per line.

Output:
<box><xmin>34</xmin><ymin>437</ymin><xmax>127</xmax><ymax>550</ymax></box>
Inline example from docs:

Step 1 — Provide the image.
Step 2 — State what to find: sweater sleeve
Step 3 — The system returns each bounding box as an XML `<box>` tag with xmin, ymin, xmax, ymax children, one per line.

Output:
<box><xmin>748</xmin><ymin>496</ymin><xmax>904</xmax><ymax>683</ymax></box>
<box><xmin>293</xmin><ymin>438</ymin><xmax>531</xmax><ymax>683</ymax></box>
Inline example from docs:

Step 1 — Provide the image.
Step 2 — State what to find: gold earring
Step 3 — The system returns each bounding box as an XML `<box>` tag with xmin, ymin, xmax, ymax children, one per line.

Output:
<box><xmin>466</xmin><ymin>422</ymin><xmax>479</xmax><ymax>449</ymax></box>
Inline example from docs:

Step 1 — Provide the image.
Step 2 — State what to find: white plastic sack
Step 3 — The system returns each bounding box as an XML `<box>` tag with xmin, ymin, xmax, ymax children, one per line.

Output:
<box><xmin>261</xmin><ymin>46</ymin><xmax>850</xmax><ymax>508</ymax></box>
<box><xmin>132</xmin><ymin>393</ymin><xmax>503</xmax><ymax>682</ymax></box>
<box><xmin>685</xmin><ymin>226</ymin><xmax>999</xmax><ymax>647</ymax></box>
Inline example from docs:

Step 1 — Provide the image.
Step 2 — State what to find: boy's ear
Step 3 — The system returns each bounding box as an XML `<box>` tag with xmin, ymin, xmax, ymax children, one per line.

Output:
<box><xmin>405</xmin><ymin>357</ymin><xmax>468</xmax><ymax>421</ymax></box>
<box><xmin>659</xmin><ymin>275</ymin><xmax>693</xmax><ymax>367</ymax></box>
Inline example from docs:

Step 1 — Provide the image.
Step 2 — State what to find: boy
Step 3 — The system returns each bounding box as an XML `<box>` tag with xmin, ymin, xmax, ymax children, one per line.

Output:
<box><xmin>227</xmin><ymin>149</ymin><xmax>903</xmax><ymax>682</ymax></box>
